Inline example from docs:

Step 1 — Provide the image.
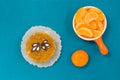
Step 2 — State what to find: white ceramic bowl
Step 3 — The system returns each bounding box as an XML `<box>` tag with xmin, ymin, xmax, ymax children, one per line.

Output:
<box><xmin>73</xmin><ymin>6</ymin><xmax>107</xmax><ymax>41</ymax></box>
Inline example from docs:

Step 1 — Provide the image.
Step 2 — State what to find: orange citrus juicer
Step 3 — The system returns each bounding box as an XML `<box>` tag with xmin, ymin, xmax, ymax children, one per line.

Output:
<box><xmin>73</xmin><ymin>6</ymin><xmax>108</xmax><ymax>55</ymax></box>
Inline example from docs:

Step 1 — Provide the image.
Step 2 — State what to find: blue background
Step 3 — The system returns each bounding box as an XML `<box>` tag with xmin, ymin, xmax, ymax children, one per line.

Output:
<box><xmin>0</xmin><ymin>0</ymin><xmax>120</xmax><ymax>80</ymax></box>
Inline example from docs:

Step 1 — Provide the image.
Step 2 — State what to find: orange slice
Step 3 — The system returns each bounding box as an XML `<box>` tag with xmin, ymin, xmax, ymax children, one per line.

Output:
<box><xmin>74</xmin><ymin>8</ymin><xmax>87</xmax><ymax>24</ymax></box>
<box><xmin>89</xmin><ymin>8</ymin><xmax>105</xmax><ymax>21</ymax></box>
<box><xmin>98</xmin><ymin>21</ymin><xmax>104</xmax><ymax>31</ymax></box>
<box><xmin>77</xmin><ymin>27</ymin><xmax>93</xmax><ymax>38</ymax></box>
<box><xmin>71</xmin><ymin>50</ymin><xmax>89</xmax><ymax>67</ymax></box>
<box><xmin>88</xmin><ymin>8</ymin><xmax>100</xmax><ymax>13</ymax></box>
<box><xmin>92</xmin><ymin>29</ymin><xmax>101</xmax><ymax>37</ymax></box>
<box><xmin>88</xmin><ymin>8</ymin><xmax>105</xmax><ymax>21</ymax></box>
<box><xmin>89</xmin><ymin>21</ymin><xmax>97</xmax><ymax>29</ymax></box>
<box><xmin>97</xmin><ymin>11</ymin><xmax>105</xmax><ymax>21</ymax></box>
<box><xmin>76</xmin><ymin>24</ymin><xmax>89</xmax><ymax>30</ymax></box>
<box><xmin>84</xmin><ymin>12</ymin><xmax>98</xmax><ymax>23</ymax></box>
<box><xmin>95</xmin><ymin>21</ymin><xmax>104</xmax><ymax>31</ymax></box>
<box><xmin>75</xmin><ymin>22</ymin><xmax>83</xmax><ymax>30</ymax></box>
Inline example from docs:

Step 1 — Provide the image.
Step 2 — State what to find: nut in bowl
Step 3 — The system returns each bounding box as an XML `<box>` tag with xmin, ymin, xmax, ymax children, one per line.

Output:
<box><xmin>73</xmin><ymin>6</ymin><xmax>108</xmax><ymax>55</ymax></box>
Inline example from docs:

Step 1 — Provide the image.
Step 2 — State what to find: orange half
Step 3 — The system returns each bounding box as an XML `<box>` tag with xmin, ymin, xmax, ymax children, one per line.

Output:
<box><xmin>71</xmin><ymin>50</ymin><xmax>89</xmax><ymax>67</ymax></box>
